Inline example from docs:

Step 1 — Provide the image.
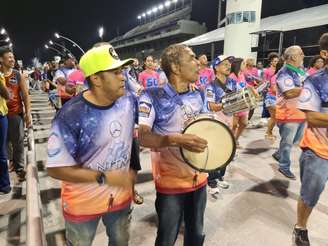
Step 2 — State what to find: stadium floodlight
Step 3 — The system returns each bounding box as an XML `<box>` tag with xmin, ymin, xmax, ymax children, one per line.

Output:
<box><xmin>164</xmin><ymin>1</ymin><xmax>171</xmax><ymax>7</ymax></box>
<box><xmin>0</xmin><ymin>28</ymin><xmax>5</xmax><ymax>35</ymax></box>
<box><xmin>147</xmin><ymin>10</ymin><xmax>152</xmax><ymax>15</ymax></box>
<box><xmin>152</xmin><ymin>7</ymin><xmax>158</xmax><ymax>13</ymax></box>
<box><xmin>53</xmin><ymin>32</ymin><xmax>85</xmax><ymax>54</ymax></box>
<box><xmin>98</xmin><ymin>26</ymin><xmax>104</xmax><ymax>40</ymax></box>
<box><xmin>142</xmin><ymin>13</ymin><xmax>146</xmax><ymax>18</ymax></box>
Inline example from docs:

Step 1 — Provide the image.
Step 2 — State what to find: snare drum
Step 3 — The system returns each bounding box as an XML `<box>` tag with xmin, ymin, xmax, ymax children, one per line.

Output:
<box><xmin>180</xmin><ymin>114</ymin><xmax>236</xmax><ymax>172</ymax></box>
<box><xmin>222</xmin><ymin>88</ymin><xmax>257</xmax><ymax>114</ymax></box>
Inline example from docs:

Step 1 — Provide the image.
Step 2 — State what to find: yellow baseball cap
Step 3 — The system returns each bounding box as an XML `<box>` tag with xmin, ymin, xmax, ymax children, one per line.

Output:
<box><xmin>79</xmin><ymin>45</ymin><xmax>134</xmax><ymax>77</ymax></box>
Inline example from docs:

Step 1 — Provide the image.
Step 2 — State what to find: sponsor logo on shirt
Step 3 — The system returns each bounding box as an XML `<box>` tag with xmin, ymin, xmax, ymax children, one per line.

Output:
<box><xmin>109</xmin><ymin>121</ymin><xmax>122</xmax><ymax>138</ymax></box>
<box><xmin>9</xmin><ymin>77</ymin><xmax>18</xmax><ymax>85</ymax></box>
<box><xmin>206</xmin><ymin>89</ymin><xmax>214</xmax><ymax>98</ymax></box>
<box><xmin>139</xmin><ymin>101</ymin><xmax>152</xmax><ymax>118</ymax></box>
<box><xmin>48</xmin><ymin>133</ymin><xmax>62</xmax><ymax>157</ymax></box>
<box><xmin>284</xmin><ymin>78</ymin><xmax>294</xmax><ymax>87</ymax></box>
<box><xmin>299</xmin><ymin>87</ymin><xmax>312</xmax><ymax>103</ymax></box>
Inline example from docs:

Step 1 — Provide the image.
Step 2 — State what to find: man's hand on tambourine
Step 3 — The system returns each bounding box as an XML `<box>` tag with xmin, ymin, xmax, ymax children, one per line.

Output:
<box><xmin>170</xmin><ymin>134</ymin><xmax>208</xmax><ymax>153</ymax></box>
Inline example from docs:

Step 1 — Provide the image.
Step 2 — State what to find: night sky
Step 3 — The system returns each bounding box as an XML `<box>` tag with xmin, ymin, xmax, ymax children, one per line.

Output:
<box><xmin>0</xmin><ymin>0</ymin><xmax>327</xmax><ymax>66</ymax></box>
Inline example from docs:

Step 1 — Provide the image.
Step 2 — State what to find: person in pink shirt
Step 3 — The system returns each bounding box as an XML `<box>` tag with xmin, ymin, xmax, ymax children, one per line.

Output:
<box><xmin>195</xmin><ymin>54</ymin><xmax>215</xmax><ymax>91</ymax></box>
<box><xmin>307</xmin><ymin>55</ymin><xmax>324</xmax><ymax>75</ymax></box>
<box><xmin>263</xmin><ymin>53</ymin><xmax>280</xmax><ymax>82</ymax></box>
<box><xmin>138</xmin><ymin>55</ymin><xmax>160</xmax><ymax>89</ymax></box>
<box><xmin>229</xmin><ymin>58</ymin><xmax>248</xmax><ymax>147</ymax></box>
<box><xmin>244</xmin><ymin>58</ymin><xmax>259</xmax><ymax>87</ymax></box>
<box><xmin>66</xmin><ymin>69</ymin><xmax>86</xmax><ymax>96</ymax></box>
<box><xmin>264</xmin><ymin>58</ymin><xmax>285</xmax><ymax>140</ymax></box>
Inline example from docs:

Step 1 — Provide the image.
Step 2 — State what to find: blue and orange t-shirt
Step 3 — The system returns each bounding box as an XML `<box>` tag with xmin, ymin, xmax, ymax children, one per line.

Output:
<box><xmin>275</xmin><ymin>65</ymin><xmax>306</xmax><ymax>123</ymax></box>
<box><xmin>138</xmin><ymin>83</ymin><xmax>207</xmax><ymax>194</ymax></box>
<box><xmin>203</xmin><ymin>78</ymin><xmax>237</xmax><ymax>127</ymax></box>
<box><xmin>298</xmin><ymin>68</ymin><xmax>328</xmax><ymax>160</ymax></box>
<box><xmin>47</xmin><ymin>91</ymin><xmax>136</xmax><ymax>222</ymax></box>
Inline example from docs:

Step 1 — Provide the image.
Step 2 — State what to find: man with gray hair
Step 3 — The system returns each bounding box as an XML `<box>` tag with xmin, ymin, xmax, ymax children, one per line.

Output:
<box><xmin>272</xmin><ymin>45</ymin><xmax>306</xmax><ymax>179</ymax></box>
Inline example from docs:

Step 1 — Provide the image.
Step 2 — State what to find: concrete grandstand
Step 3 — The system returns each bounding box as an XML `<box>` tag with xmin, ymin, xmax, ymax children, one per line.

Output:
<box><xmin>110</xmin><ymin>0</ymin><xmax>207</xmax><ymax>60</ymax></box>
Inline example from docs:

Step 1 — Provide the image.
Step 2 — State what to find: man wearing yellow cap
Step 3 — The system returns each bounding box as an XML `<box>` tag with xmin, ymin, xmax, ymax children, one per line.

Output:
<box><xmin>46</xmin><ymin>45</ymin><xmax>136</xmax><ymax>246</ymax></box>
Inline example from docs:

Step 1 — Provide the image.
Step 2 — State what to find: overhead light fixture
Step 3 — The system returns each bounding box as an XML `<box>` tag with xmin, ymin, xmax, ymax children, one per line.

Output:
<box><xmin>54</xmin><ymin>33</ymin><xmax>60</xmax><ymax>39</ymax></box>
<box><xmin>165</xmin><ymin>1</ymin><xmax>171</xmax><ymax>7</ymax></box>
<box><xmin>152</xmin><ymin>7</ymin><xmax>158</xmax><ymax>13</ymax></box>
<box><xmin>45</xmin><ymin>44</ymin><xmax>49</xmax><ymax>49</ymax></box>
<box><xmin>147</xmin><ymin>10</ymin><xmax>152</xmax><ymax>15</ymax></box>
<box><xmin>158</xmin><ymin>4</ymin><xmax>164</xmax><ymax>10</ymax></box>
<box><xmin>142</xmin><ymin>13</ymin><xmax>146</xmax><ymax>17</ymax></box>
<box><xmin>0</xmin><ymin>28</ymin><xmax>6</xmax><ymax>35</ymax></box>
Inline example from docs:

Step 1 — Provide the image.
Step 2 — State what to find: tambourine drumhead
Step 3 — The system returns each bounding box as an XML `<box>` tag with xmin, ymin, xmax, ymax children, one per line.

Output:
<box><xmin>180</xmin><ymin>118</ymin><xmax>236</xmax><ymax>172</ymax></box>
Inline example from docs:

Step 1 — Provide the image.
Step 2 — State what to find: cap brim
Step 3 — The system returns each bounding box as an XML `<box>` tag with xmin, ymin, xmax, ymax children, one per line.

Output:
<box><xmin>106</xmin><ymin>58</ymin><xmax>134</xmax><ymax>71</ymax></box>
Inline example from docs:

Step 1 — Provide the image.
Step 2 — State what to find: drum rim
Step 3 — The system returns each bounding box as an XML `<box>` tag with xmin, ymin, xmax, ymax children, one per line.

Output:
<box><xmin>180</xmin><ymin>118</ymin><xmax>236</xmax><ymax>173</ymax></box>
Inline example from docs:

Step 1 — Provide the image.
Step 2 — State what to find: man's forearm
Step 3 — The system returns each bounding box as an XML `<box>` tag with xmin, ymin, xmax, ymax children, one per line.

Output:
<box><xmin>0</xmin><ymin>84</ymin><xmax>9</xmax><ymax>99</ymax></box>
<box><xmin>208</xmin><ymin>102</ymin><xmax>222</xmax><ymax>112</ymax></box>
<box><xmin>307</xmin><ymin>112</ymin><xmax>328</xmax><ymax>128</ymax></box>
<box><xmin>47</xmin><ymin>166</ymin><xmax>98</xmax><ymax>183</ymax></box>
<box><xmin>20</xmin><ymin>78</ymin><xmax>31</xmax><ymax>114</ymax></box>
<box><xmin>139</xmin><ymin>126</ymin><xmax>177</xmax><ymax>148</ymax></box>
<box><xmin>284</xmin><ymin>88</ymin><xmax>302</xmax><ymax>99</ymax></box>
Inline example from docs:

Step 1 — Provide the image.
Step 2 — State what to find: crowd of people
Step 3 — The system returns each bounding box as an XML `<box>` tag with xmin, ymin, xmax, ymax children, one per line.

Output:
<box><xmin>0</xmin><ymin>32</ymin><xmax>327</xmax><ymax>246</ymax></box>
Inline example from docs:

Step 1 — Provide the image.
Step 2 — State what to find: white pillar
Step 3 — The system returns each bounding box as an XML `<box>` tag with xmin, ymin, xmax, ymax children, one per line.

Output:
<box><xmin>224</xmin><ymin>0</ymin><xmax>262</xmax><ymax>60</ymax></box>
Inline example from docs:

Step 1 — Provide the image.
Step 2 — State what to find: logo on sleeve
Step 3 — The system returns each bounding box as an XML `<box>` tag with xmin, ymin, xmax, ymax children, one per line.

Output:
<box><xmin>299</xmin><ymin>87</ymin><xmax>312</xmax><ymax>103</ymax></box>
<box><xmin>109</xmin><ymin>121</ymin><xmax>122</xmax><ymax>138</ymax></box>
<box><xmin>139</xmin><ymin>101</ymin><xmax>152</xmax><ymax>118</ymax></box>
<box><xmin>284</xmin><ymin>78</ymin><xmax>294</xmax><ymax>87</ymax></box>
<box><xmin>206</xmin><ymin>89</ymin><xmax>214</xmax><ymax>98</ymax></box>
<box><xmin>48</xmin><ymin>133</ymin><xmax>62</xmax><ymax>157</ymax></box>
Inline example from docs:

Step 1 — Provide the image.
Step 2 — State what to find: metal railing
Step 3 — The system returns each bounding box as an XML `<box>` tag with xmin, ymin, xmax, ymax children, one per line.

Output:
<box><xmin>26</xmin><ymin>121</ymin><xmax>46</xmax><ymax>246</ymax></box>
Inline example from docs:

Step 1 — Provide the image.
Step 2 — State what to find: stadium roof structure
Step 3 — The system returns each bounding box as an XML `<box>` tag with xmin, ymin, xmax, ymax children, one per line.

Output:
<box><xmin>183</xmin><ymin>4</ymin><xmax>328</xmax><ymax>46</ymax></box>
<box><xmin>111</xmin><ymin>6</ymin><xmax>192</xmax><ymax>43</ymax></box>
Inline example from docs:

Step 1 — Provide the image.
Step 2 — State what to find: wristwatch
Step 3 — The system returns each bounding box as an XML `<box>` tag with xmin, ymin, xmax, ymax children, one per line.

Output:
<box><xmin>96</xmin><ymin>172</ymin><xmax>106</xmax><ymax>185</ymax></box>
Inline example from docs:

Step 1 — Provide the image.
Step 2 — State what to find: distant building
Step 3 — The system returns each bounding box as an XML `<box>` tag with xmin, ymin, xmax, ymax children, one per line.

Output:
<box><xmin>110</xmin><ymin>0</ymin><xmax>207</xmax><ymax>60</ymax></box>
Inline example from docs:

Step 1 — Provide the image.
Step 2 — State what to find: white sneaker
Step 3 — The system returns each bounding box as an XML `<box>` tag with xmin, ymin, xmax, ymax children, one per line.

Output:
<box><xmin>208</xmin><ymin>187</ymin><xmax>220</xmax><ymax>195</ymax></box>
<box><xmin>217</xmin><ymin>180</ymin><xmax>230</xmax><ymax>189</ymax></box>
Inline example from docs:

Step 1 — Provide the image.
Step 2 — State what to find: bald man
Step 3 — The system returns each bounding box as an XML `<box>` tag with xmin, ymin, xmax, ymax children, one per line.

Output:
<box><xmin>272</xmin><ymin>46</ymin><xmax>306</xmax><ymax>179</ymax></box>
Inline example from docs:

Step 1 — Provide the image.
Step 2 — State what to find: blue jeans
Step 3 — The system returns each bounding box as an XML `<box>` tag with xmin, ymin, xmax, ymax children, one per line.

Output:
<box><xmin>0</xmin><ymin>114</ymin><xmax>10</xmax><ymax>190</ymax></box>
<box><xmin>65</xmin><ymin>206</ymin><xmax>132</xmax><ymax>246</ymax></box>
<box><xmin>275</xmin><ymin>122</ymin><xmax>305</xmax><ymax>171</ymax></box>
<box><xmin>300</xmin><ymin>149</ymin><xmax>328</xmax><ymax>207</ymax></box>
<box><xmin>155</xmin><ymin>185</ymin><xmax>207</xmax><ymax>246</ymax></box>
